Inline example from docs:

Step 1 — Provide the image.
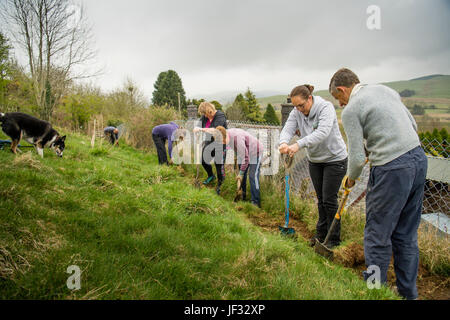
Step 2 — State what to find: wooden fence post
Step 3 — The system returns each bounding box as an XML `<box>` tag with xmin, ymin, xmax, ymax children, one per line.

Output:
<box><xmin>91</xmin><ymin>119</ymin><xmax>96</xmax><ymax>148</ymax></box>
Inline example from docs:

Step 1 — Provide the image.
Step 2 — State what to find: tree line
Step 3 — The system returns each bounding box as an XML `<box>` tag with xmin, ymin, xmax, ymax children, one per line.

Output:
<box><xmin>408</xmin><ymin>104</ymin><xmax>438</xmax><ymax>115</ymax></box>
<box><xmin>0</xmin><ymin>0</ymin><xmax>280</xmax><ymax>130</ymax></box>
<box><xmin>224</xmin><ymin>89</ymin><xmax>280</xmax><ymax>125</ymax></box>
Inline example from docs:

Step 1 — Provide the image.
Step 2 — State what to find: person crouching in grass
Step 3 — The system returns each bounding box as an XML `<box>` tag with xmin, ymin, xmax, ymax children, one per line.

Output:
<box><xmin>152</xmin><ymin>121</ymin><xmax>179</xmax><ymax>165</ymax></box>
<box><xmin>104</xmin><ymin>126</ymin><xmax>120</xmax><ymax>146</ymax></box>
<box><xmin>216</xmin><ymin>126</ymin><xmax>264</xmax><ymax>208</ymax></box>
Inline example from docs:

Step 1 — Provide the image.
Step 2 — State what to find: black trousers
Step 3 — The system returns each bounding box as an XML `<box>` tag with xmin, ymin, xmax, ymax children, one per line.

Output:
<box><xmin>308</xmin><ymin>158</ymin><xmax>347</xmax><ymax>246</ymax></box>
<box><xmin>106</xmin><ymin>132</ymin><xmax>118</xmax><ymax>145</ymax></box>
<box><xmin>152</xmin><ymin>134</ymin><xmax>168</xmax><ymax>165</ymax></box>
<box><xmin>202</xmin><ymin>143</ymin><xmax>226</xmax><ymax>185</ymax></box>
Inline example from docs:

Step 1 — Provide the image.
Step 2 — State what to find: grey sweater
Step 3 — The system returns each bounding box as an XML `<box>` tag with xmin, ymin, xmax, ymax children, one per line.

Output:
<box><xmin>342</xmin><ymin>84</ymin><xmax>420</xmax><ymax>180</ymax></box>
<box><xmin>279</xmin><ymin>95</ymin><xmax>348</xmax><ymax>163</ymax></box>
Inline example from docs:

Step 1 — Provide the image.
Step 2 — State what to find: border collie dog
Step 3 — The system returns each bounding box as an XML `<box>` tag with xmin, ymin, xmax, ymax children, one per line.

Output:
<box><xmin>0</xmin><ymin>112</ymin><xmax>66</xmax><ymax>158</ymax></box>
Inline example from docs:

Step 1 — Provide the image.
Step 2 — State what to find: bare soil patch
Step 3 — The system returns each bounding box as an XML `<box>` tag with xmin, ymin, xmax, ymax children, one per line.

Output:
<box><xmin>244</xmin><ymin>207</ymin><xmax>450</xmax><ymax>300</ymax></box>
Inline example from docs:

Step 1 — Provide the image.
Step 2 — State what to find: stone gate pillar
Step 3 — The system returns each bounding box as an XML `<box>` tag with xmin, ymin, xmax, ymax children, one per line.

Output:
<box><xmin>281</xmin><ymin>97</ymin><xmax>293</xmax><ymax>127</ymax></box>
<box><xmin>187</xmin><ymin>105</ymin><xmax>198</xmax><ymax>120</ymax></box>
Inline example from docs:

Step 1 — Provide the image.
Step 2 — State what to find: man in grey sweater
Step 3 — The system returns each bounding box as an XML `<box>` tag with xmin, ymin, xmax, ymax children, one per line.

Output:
<box><xmin>329</xmin><ymin>68</ymin><xmax>427</xmax><ymax>300</ymax></box>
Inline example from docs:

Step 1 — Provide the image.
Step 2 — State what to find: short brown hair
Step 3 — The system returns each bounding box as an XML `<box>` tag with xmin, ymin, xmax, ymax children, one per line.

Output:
<box><xmin>329</xmin><ymin>68</ymin><xmax>360</xmax><ymax>93</ymax></box>
<box><xmin>290</xmin><ymin>84</ymin><xmax>314</xmax><ymax>100</ymax></box>
<box><xmin>216</xmin><ymin>126</ymin><xmax>227</xmax><ymax>144</ymax></box>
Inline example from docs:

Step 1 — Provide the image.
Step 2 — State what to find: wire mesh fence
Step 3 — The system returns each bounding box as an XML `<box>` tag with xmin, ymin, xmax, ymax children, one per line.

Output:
<box><xmin>174</xmin><ymin>119</ymin><xmax>282</xmax><ymax>175</ymax></box>
<box><xmin>421</xmin><ymin>138</ymin><xmax>449</xmax><ymax>216</ymax></box>
<box><xmin>284</xmin><ymin>136</ymin><xmax>450</xmax><ymax>217</ymax></box>
<box><xmin>160</xmin><ymin>118</ymin><xmax>449</xmax><ymax>218</ymax></box>
<box><xmin>230</xmin><ymin>122</ymin><xmax>449</xmax><ymax>217</ymax></box>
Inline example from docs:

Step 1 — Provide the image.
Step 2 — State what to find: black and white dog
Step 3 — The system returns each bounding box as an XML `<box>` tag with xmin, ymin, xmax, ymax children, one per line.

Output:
<box><xmin>0</xmin><ymin>112</ymin><xmax>66</xmax><ymax>158</ymax></box>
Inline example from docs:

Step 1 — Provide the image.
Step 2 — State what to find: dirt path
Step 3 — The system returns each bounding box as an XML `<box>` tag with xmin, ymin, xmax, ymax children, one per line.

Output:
<box><xmin>242</xmin><ymin>207</ymin><xmax>450</xmax><ymax>300</ymax></box>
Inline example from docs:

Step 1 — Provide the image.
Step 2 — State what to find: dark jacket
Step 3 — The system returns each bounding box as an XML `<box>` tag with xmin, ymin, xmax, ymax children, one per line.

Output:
<box><xmin>199</xmin><ymin>110</ymin><xmax>228</xmax><ymax>147</ymax></box>
<box><xmin>200</xmin><ymin>110</ymin><xmax>228</xmax><ymax>129</ymax></box>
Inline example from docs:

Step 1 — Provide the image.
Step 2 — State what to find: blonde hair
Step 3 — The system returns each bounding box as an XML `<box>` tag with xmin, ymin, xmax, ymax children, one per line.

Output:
<box><xmin>198</xmin><ymin>101</ymin><xmax>216</xmax><ymax>117</ymax></box>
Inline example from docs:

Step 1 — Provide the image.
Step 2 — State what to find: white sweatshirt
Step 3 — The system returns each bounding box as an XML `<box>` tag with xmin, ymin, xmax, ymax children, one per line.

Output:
<box><xmin>279</xmin><ymin>95</ymin><xmax>348</xmax><ymax>163</ymax></box>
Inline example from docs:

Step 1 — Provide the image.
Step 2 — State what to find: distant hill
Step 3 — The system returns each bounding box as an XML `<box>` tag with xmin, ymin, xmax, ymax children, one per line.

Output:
<box><xmin>384</xmin><ymin>75</ymin><xmax>450</xmax><ymax>99</ymax></box>
<box><xmin>257</xmin><ymin>74</ymin><xmax>450</xmax><ymax>108</ymax></box>
<box><xmin>256</xmin><ymin>74</ymin><xmax>450</xmax><ymax>132</ymax></box>
<box><xmin>410</xmin><ymin>74</ymin><xmax>445</xmax><ymax>81</ymax></box>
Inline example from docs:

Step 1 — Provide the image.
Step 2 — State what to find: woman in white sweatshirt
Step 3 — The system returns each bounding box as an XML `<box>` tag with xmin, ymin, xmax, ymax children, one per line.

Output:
<box><xmin>279</xmin><ymin>84</ymin><xmax>348</xmax><ymax>248</ymax></box>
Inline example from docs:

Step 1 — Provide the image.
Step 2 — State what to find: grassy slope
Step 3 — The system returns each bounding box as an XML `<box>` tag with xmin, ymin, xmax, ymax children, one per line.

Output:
<box><xmin>386</xmin><ymin>75</ymin><xmax>450</xmax><ymax>99</ymax></box>
<box><xmin>0</xmin><ymin>132</ymin><xmax>397</xmax><ymax>300</ymax></box>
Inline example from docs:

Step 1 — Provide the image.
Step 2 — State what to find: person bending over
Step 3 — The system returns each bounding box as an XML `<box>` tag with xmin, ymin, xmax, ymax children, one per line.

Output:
<box><xmin>152</xmin><ymin>121</ymin><xmax>179</xmax><ymax>165</ymax></box>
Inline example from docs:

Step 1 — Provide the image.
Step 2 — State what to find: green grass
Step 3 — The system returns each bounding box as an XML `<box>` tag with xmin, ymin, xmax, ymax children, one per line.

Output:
<box><xmin>0</xmin><ymin>132</ymin><xmax>397</xmax><ymax>299</ymax></box>
<box><xmin>386</xmin><ymin>75</ymin><xmax>450</xmax><ymax>99</ymax></box>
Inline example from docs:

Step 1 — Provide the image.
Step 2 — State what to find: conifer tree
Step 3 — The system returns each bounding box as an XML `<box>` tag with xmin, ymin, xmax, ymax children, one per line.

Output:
<box><xmin>263</xmin><ymin>103</ymin><xmax>280</xmax><ymax>125</ymax></box>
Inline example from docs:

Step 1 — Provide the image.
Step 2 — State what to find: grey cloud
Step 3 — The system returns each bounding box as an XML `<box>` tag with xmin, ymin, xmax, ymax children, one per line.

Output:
<box><xmin>82</xmin><ymin>0</ymin><xmax>450</xmax><ymax>94</ymax></box>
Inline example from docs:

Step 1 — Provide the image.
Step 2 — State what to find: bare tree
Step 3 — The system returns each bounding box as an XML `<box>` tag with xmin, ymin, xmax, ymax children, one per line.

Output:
<box><xmin>1</xmin><ymin>0</ymin><xmax>99</xmax><ymax>120</ymax></box>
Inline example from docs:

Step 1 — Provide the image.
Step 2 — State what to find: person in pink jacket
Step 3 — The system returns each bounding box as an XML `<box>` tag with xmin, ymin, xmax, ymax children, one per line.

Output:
<box><xmin>217</xmin><ymin>126</ymin><xmax>264</xmax><ymax>207</ymax></box>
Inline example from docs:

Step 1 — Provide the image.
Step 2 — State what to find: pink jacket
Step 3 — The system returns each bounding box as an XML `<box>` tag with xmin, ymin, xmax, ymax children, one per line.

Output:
<box><xmin>227</xmin><ymin>128</ymin><xmax>263</xmax><ymax>171</ymax></box>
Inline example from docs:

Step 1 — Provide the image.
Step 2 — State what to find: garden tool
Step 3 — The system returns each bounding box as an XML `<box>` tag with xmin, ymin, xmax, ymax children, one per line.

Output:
<box><xmin>345</xmin><ymin>158</ymin><xmax>370</xmax><ymax>209</ymax></box>
<box><xmin>233</xmin><ymin>155</ymin><xmax>269</xmax><ymax>202</ymax></box>
<box><xmin>194</xmin><ymin>131</ymin><xmax>202</xmax><ymax>188</ymax></box>
<box><xmin>0</xmin><ymin>140</ymin><xmax>34</xmax><ymax>152</ymax></box>
<box><xmin>314</xmin><ymin>176</ymin><xmax>353</xmax><ymax>259</ymax></box>
<box><xmin>234</xmin><ymin>175</ymin><xmax>243</xmax><ymax>202</ymax></box>
<box><xmin>279</xmin><ymin>154</ymin><xmax>295</xmax><ymax>236</ymax></box>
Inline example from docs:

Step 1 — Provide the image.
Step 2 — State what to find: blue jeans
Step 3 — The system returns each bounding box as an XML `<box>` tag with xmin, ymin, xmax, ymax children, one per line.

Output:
<box><xmin>363</xmin><ymin>146</ymin><xmax>427</xmax><ymax>300</ymax></box>
<box><xmin>241</xmin><ymin>155</ymin><xmax>262</xmax><ymax>207</ymax></box>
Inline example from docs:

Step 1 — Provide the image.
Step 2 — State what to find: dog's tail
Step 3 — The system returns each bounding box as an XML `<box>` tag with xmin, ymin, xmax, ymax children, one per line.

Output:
<box><xmin>0</xmin><ymin>113</ymin><xmax>5</xmax><ymax>122</ymax></box>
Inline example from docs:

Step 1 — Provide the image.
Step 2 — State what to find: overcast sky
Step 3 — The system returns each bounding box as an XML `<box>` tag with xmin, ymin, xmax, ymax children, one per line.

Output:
<box><xmin>78</xmin><ymin>0</ymin><xmax>450</xmax><ymax>100</ymax></box>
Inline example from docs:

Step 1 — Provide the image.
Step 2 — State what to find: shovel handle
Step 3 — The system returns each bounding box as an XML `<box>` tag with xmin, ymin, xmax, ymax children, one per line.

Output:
<box><xmin>284</xmin><ymin>154</ymin><xmax>294</xmax><ymax>171</ymax></box>
<box><xmin>323</xmin><ymin>189</ymin><xmax>351</xmax><ymax>246</ymax></box>
<box><xmin>334</xmin><ymin>189</ymin><xmax>350</xmax><ymax>220</ymax></box>
<box><xmin>284</xmin><ymin>174</ymin><xmax>290</xmax><ymax>227</ymax></box>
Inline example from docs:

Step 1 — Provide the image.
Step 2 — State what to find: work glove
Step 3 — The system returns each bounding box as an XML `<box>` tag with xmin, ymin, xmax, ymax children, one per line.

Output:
<box><xmin>341</xmin><ymin>175</ymin><xmax>355</xmax><ymax>191</ymax></box>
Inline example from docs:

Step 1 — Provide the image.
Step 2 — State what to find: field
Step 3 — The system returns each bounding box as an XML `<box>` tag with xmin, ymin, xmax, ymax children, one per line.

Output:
<box><xmin>0</xmin><ymin>131</ymin><xmax>399</xmax><ymax>300</ymax></box>
<box><xmin>1</xmin><ymin>129</ymin><xmax>448</xmax><ymax>300</ymax></box>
